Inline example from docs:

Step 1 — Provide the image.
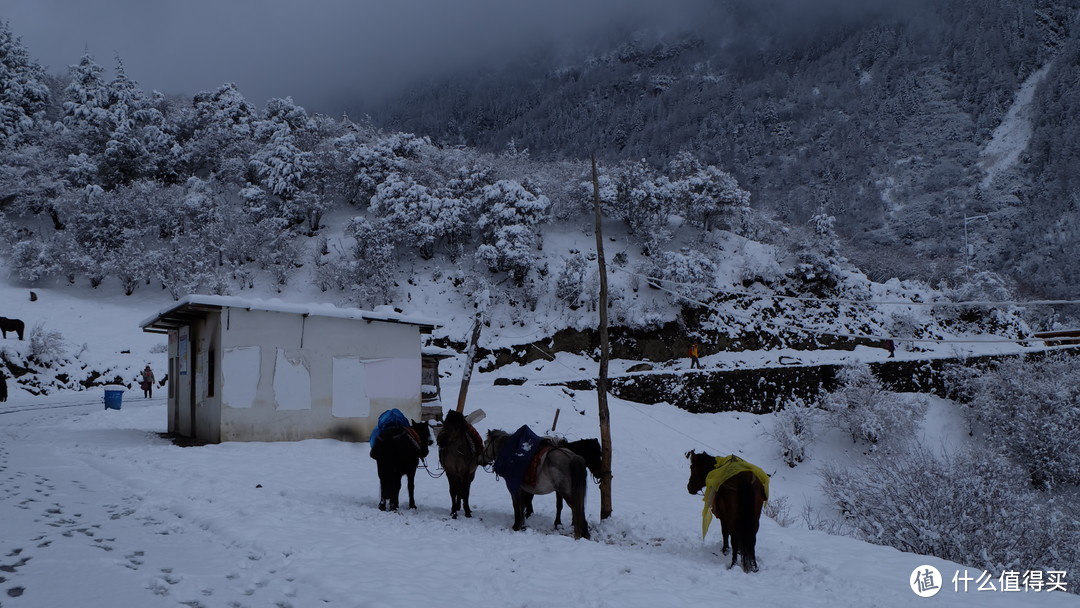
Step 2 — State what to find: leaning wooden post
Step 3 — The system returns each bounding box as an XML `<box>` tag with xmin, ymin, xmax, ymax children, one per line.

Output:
<box><xmin>591</xmin><ymin>156</ymin><xmax>613</xmax><ymax>520</ymax></box>
<box><xmin>455</xmin><ymin>291</ymin><xmax>488</xmax><ymax>414</ymax></box>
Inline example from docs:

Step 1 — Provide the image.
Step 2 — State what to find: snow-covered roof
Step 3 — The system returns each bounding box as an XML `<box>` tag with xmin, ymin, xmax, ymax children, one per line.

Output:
<box><xmin>421</xmin><ymin>346</ymin><xmax>456</xmax><ymax>359</ymax></box>
<box><xmin>139</xmin><ymin>294</ymin><xmax>442</xmax><ymax>334</ymax></box>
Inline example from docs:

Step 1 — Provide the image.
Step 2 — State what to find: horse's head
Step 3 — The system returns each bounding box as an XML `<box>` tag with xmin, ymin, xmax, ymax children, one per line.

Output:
<box><xmin>443</xmin><ymin>409</ymin><xmax>466</xmax><ymax>428</ymax></box>
<box><xmin>479</xmin><ymin>429</ymin><xmax>506</xmax><ymax>466</ymax></box>
<box><xmin>572</xmin><ymin>438</ymin><xmax>604</xmax><ymax>481</ymax></box>
<box><xmin>685</xmin><ymin>450</ymin><xmax>716</xmax><ymax>495</ymax></box>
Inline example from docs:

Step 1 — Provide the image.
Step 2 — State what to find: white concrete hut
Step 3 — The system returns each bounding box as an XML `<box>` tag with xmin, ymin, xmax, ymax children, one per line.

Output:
<box><xmin>140</xmin><ymin>295</ymin><xmax>441</xmax><ymax>444</ymax></box>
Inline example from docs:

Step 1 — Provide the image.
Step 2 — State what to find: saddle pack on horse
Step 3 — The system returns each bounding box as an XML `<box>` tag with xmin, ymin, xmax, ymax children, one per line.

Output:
<box><xmin>369</xmin><ymin>408</ymin><xmax>420</xmax><ymax>458</ymax></box>
<box><xmin>701</xmin><ymin>455</ymin><xmax>770</xmax><ymax>538</ymax></box>
<box><xmin>493</xmin><ymin>425</ymin><xmax>553</xmax><ymax>494</ymax></box>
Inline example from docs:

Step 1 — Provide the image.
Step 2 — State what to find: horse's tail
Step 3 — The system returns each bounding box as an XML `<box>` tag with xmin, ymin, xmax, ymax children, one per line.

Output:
<box><xmin>735</xmin><ymin>472</ymin><xmax>761</xmax><ymax>572</ymax></box>
<box><xmin>569</xmin><ymin>454</ymin><xmax>590</xmax><ymax>540</ymax></box>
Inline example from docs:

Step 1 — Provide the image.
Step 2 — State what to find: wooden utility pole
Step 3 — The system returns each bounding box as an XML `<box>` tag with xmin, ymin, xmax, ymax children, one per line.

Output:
<box><xmin>591</xmin><ymin>156</ymin><xmax>613</xmax><ymax>520</ymax></box>
<box><xmin>455</xmin><ymin>292</ymin><xmax>488</xmax><ymax>414</ymax></box>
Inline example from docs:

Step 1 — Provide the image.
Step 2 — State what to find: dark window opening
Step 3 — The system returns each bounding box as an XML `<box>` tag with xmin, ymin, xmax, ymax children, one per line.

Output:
<box><xmin>208</xmin><ymin>348</ymin><xmax>216</xmax><ymax>398</ymax></box>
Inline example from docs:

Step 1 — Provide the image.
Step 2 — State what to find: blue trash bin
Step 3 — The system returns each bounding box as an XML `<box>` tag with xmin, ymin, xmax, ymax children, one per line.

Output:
<box><xmin>103</xmin><ymin>385</ymin><xmax>126</xmax><ymax>410</ymax></box>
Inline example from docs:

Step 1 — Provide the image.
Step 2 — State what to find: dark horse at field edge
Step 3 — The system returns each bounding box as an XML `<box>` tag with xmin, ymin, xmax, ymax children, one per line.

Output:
<box><xmin>371</xmin><ymin>419</ymin><xmax>431</xmax><ymax>511</ymax></box>
<box><xmin>481</xmin><ymin>428</ymin><xmax>590</xmax><ymax>539</ymax></box>
<box><xmin>0</xmin><ymin>317</ymin><xmax>24</xmax><ymax>341</ymax></box>
<box><xmin>686</xmin><ymin>450</ymin><xmax>767</xmax><ymax>572</ymax></box>
<box><xmin>436</xmin><ymin>409</ymin><xmax>482</xmax><ymax>519</ymax></box>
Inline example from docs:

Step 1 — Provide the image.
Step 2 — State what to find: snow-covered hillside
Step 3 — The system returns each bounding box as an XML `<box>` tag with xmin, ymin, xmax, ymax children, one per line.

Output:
<box><xmin>1</xmin><ymin>263</ymin><xmax>1077</xmax><ymax>607</ymax></box>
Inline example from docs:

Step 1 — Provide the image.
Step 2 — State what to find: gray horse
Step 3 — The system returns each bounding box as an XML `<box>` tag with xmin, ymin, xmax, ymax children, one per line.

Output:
<box><xmin>481</xmin><ymin>428</ymin><xmax>590</xmax><ymax>540</ymax></box>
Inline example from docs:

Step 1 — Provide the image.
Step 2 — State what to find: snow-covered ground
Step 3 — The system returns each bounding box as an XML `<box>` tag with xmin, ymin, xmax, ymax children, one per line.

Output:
<box><xmin>1</xmin><ymin>280</ymin><xmax>1077</xmax><ymax>607</ymax></box>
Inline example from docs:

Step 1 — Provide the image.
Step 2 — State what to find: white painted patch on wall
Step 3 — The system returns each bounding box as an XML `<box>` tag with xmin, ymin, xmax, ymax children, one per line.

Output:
<box><xmin>331</xmin><ymin>357</ymin><xmax>418</xmax><ymax>418</ymax></box>
<box><xmin>274</xmin><ymin>349</ymin><xmax>311</xmax><ymax>410</ymax></box>
<box><xmin>363</xmin><ymin>358</ymin><xmax>418</xmax><ymax>400</ymax></box>
<box><xmin>332</xmin><ymin>357</ymin><xmax>368</xmax><ymax>418</ymax></box>
<box><xmin>222</xmin><ymin>346</ymin><xmax>260</xmax><ymax>409</ymax></box>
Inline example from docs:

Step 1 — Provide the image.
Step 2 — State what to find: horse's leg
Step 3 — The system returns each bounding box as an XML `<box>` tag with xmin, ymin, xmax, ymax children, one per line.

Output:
<box><xmin>553</xmin><ymin>494</ymin><xmax>563</xmax><ymax>529</ymax></box>
<box><xmin>406</xmin><ymin>465</ymin><xmax>417</xmax><ymax>509</ymax></box>
<box><xmin>569</xmin><ymin>455</ymin><xmax>589</xmax><ymax>540</ymax></box>
<box><xmin>511</xmin><ymin>492</ymin><xmax>527</xmax><ymax>531</ymax></box>
<box><xmin>713</xmin><ymin>495</ymin><xmax>731</xmax><ymax>555</ymax></box>
<box><xmin>522</xmin><ymin>492</ymin><xmax>534</xmax><ymax>518</ymax></box>
<box><xmin>376</xmin><ymin>458</ymin><xmax>390</xmax><ymax>511</ymax></box>
<box><xmin>450</xmin><ymin>474</ymin><xmax>463</xmax><ymax>518</ymax></box>
<box><xmin>729</xmin><ymin>532</ymin><xmax>740</xmax><ymax>569</ymax></box>
<box><xmin>461</xmin><ymin>470</ymin><xmax>474</xmax><ymax>518</ymax></box>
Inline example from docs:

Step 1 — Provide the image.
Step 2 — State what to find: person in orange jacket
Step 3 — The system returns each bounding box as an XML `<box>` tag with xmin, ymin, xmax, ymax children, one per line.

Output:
<box><xmin>688</xmin><ymin>342</ymin><xmax>701</xmax><ymax>369</ymax></box>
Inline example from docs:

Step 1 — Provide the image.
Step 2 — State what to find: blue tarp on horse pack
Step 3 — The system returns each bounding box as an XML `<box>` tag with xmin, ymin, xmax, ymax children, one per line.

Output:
<box><xmin>369</xmin><ymin>408</ymin><xmax>409</xmax><ymax>447</ymax></box>
<box><xmin>494</xmin><ymin>424</ymin><xmax>544</xmax><ymax>494</ymax></box>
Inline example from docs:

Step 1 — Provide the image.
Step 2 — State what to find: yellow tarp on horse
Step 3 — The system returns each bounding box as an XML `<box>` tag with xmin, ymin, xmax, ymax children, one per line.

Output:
<box><xmin>702</xmin><ymin>455</ymin><xmax>770</xmax><ymax>539</ymax></box>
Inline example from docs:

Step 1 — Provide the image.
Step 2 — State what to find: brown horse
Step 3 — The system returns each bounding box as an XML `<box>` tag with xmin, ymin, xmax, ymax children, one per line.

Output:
<box><xmin>436</xmin><ymin>409</ymin><xmax>481</xmax><ymax>519</ymax></box>
<box><xmin>686</xmin><ymin>450</ymin><xmax>767</xmax><ymax>572</ymax></box>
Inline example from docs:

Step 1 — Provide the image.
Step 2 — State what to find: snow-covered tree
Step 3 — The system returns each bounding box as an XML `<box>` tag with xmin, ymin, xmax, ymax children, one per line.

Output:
<box><xmin>61</xmin><ymin>53</ymin><xmax>111</xmax><ymax>154</ymax></box>
<box><xmin>0</xmin><ymin>21</ymin><xmax>50</xmax><ymax>147</ymax></box>
<box><xmin>643</xmin><ymin>248</ymin><xmax>717</xmax><ymax>305</ymax></box>
<box><xmin>182</xmin><ymin>83</ymin><xmax>257</xmax><ymax>179</ymax></box>
<box><xmin>666</xmin><ymin>151</ymin><xmax>750</xmax><ymax>232</ymax></box>
<box><xmin>370</xmin><ymin>172</ymin><xmax>477</xmax><ymax>260</ymax></box>
<box><xmin>348</xmin><ymin>216</ymin><xmax>397</xmax><ymax>306</ymax></box>
<box><xmin>475</xmin><ymin>179</ymin><xmax>549</xmax><ymax>284</ymax></box>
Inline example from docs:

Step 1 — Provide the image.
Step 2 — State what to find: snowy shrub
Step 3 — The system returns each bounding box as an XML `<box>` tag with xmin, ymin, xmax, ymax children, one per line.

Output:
<box><xmin>348</xmin><ymin>217</ymin><xmax>397</xmax><ymax>307</ymax></box>
<box><xmin>769</xmin><ymin>397</ymin><xmax>817</xmax><ymax>467</ymax></box>
<box><xmin>28</xmin><ymin>322</ymin><xmax>66</xmax><ymax>363</ymax></box>
<box><xmin>555</xmin><ymin>250</ymin><xmax>588</xmax><ymax>309</ymax></box>
<box><xmin>965</xmin><ymin>352</ymin><xmax>1080</xmax><ymax>489</ymax></box>
<box><xmin>9</xmin><ymin>238</ymin><xmax>57</xmax><ymax>283</ymax></box>
<box><xmin>821</xmin><ymin>444</ymin><xmax>1079</xmax><ymax>576</ymax></box>
<box><xmin>762</xmin><ymin>495</ymin><xmax>794</xmax><ymax>528</ymax></box>
<box><xmin>643</xmin><ymin>249</ymin><xmax>717</xmax><ymax>305</ymax></box>
<box><xmin>820</xmin><ymin>364</ymin><xmax>927</xmax><ymax>449</ymax></box>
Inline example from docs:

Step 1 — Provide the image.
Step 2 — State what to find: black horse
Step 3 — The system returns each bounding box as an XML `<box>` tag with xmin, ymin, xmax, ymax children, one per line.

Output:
<box><xmin>436</xmin><ymin>409</ymin><xmax>482</xmax><ymax>519</ymax></box>
<box><xmin>371</xmin><ymin>419</ymin><xmax>431</xmax><ymax>512</ymax></box>
<box><xmin>0</xmin><ymin>317</ymin><xmax>24</xmax><ymax>341</ymax></box>
<box><xmin>686</xmin><ymin>450</ymin><xmax>767</xmax><ymax>572</ymax></box>
<box><xmin>481</xmin><ymin>428</ymin><xmax>590</xmax><ymax>540</ymax></box>
<box><xmin>522</xmin><ymin>437</ymin><xmax>603</xmax><ymax>529</ymax></box>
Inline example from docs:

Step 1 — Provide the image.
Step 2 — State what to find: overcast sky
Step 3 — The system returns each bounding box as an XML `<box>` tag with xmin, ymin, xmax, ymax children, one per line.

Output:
<box><xmin>4</xmin><ymin>0</ymin><xmax>694</xmax><ymax>115</ymax></box>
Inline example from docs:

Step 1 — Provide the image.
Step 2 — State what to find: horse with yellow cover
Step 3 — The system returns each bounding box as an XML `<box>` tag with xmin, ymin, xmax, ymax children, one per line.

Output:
<box><xmin>686</xmin><ymin>451</ymin><xmax>769</xmax><ymax>572</ymax></box>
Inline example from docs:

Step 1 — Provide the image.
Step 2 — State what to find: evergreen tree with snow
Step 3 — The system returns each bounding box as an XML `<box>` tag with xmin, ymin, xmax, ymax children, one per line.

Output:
<box><xmin>61</xmin><ymin>53</ymin><xmax>111</xmax><ymax>157</ymax></box>
<box><xmin>475</xmin><ymin>179</ymin><xmax>549</xmax><ymax>285</ymax></box>
<box><xmin>0</xmin><ymin>21</ymin><xmax>50</xmax><ymax>148</ymax></box>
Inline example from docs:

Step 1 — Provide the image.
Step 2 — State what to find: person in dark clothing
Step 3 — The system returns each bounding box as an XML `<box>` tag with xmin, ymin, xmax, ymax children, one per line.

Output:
<box><xmin>885</xmin><ymin>339</ymin><xmax>896</xmax><ymax>358</ymax></box>
<box><xmin>0</xmin><ymin>370</ymin><xmax>7</xmax><ymax>402</ymax></box>
<box><xmin>140</xmin><ymin>365</ymin><xmax>155</xmax><ymax>398</ymax></box>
